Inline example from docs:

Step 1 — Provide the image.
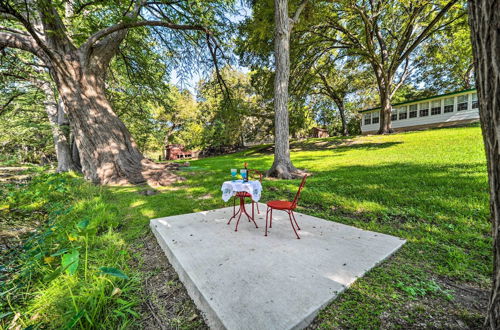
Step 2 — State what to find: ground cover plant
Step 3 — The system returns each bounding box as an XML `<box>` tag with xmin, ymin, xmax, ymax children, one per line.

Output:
<box><xmin>0</xmin><ymin>124</ymin><xmax>490</xmax><ymax>328</ymax></box>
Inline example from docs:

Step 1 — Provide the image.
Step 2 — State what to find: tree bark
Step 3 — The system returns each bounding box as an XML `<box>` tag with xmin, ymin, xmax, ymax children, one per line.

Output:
<box><xmin>468</xmin><ymin>1</ymin><xmax>500</xmax><ymax>328</ymax></box>
<box><xmin>378</xmin><ymin>87</ymin><xmax>393</xmax><ymax>134</ymax></box>
<box><xmin>268</xmin><ymin>0</ymin><xmax>298</xmax><ymax>179</ymax></box>
<box><xmin>50</xmin><ymin>51</ymin><xmax>178</xmax><ymax>185</ymax></box>
<box><xmin>38</xmin><ymin>80</ymin><xmax>77</xmax><ymax>172</ymax></box>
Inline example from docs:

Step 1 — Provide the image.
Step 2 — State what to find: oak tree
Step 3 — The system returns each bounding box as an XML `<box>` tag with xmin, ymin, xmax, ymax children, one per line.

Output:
<box><xmin>0</xmin><ymin>0</ymin><xmax>232</xmax><ymax>185</ymax></box>
<box><xmin>315</xmin><ymin>0</ymin><xmax>462</xmax><ymax>134</ymax></box>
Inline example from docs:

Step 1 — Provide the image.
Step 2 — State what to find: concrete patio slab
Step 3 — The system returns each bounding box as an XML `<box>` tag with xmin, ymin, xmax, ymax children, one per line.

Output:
<box><xmin>150</xmin><ymin>204</ymin><xmax>405</xmax><ymax>330</ymax></box>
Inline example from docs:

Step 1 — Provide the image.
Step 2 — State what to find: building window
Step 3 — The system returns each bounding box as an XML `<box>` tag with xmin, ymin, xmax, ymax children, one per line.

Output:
<box><xmin>431</xmin><ymin>100</ymin><xmax>441</xmax><ymax>115</ymax></box>
<box><xmin>372</xmin><ymin>111</ymin><xmax>380</xmax><ymax>124</ymax></box>
<box><xmin>409</xmin><ymin>104</ymin><xmax>418</xmax><ymax>118</ymax></box>
<box><xmin>391</xmin><ymin>109</ymin><xmax>398</xmax><ymax>121</ymax></box>
<box><xmin>364</xmin><ymin>113</ymin><xmax>371</xmax><ymax>125</ymax></box>
<box><xmin>444</xmin><ymin>97</ymin><xmax>454</xmax><ymax>113</ymax></box>
<box><xmin>398</xmin><ymin>106</ymin><xmax>407</xmax><ymax>120</ymax></box>
<box><xmin>472</xmin><ymin>93</ymin><xmax>478</xmax><ymax>109</ymax></box>
<box><xmin>457</xmin><ymin>95</ymin><xmax>468</xmax><ymax>111</ymax></box>
<box><xmin>419</xmin><ymin>102</ymin><xmax>429</xmax><ymax>117</ymax></box>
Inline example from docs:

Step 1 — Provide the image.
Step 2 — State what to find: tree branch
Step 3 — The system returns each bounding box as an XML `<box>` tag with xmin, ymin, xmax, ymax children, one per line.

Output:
<box><xmin>206</xmin><ymin>33</ymin><xmax>231</xmax><ymax>102</ymax></box>
<box><xmin>0</xmin><ymin>0</ymin><xmax>55</xmax><ymax>62</ymax></box>
<box><xmin>398</xmin><ymin>0</ymin><xmax>459</xmax><ymax>64</ymax></box>
<box><xmin>390</xmin><ymin>57</ymin><xmax>411</xmax><ymax>98</ymax></box>
<box><xmin>0</xmin><ymin>25</ymin><xmax>29</xmax><ymax>35</ymax></box>
<box><xmin>0</xmin><ymin>31</ymin><xmax>41</xmax><ymax>56</ymax></box>
<box><xmin>84</xmin><ymin>20</ymin><xmax>209</xmax><ymax>49</ymax></box>
<box><xmin>290</xmin><ymin>0</ymin><xmax>309</xmax><ymax>26</ymax></box>
<box><xmin>36</xmin><ymin>0</ymin><xmax>75</xmax><ymax>52</ymax></box>
<box><xmin>0</xmin><ymin>92</ymin><xmax>25</xmax><ymax>116</ymax></box>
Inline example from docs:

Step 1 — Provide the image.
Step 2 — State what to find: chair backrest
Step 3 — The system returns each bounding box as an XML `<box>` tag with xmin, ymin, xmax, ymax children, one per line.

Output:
<box><xmin>291</xmin><ymin>175</ymin><xmax>308</xmax><ymax>209</ymax></box>
<box><xmin>248</xmin><ymin>169</ymin><xmax>263</xmax><ymax>182</ymax></box>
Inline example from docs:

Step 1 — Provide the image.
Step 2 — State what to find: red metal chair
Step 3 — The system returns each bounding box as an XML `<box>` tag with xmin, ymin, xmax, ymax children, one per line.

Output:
<box><xmin>265</xmin><ymin>175</ymin><xmax>307</xmax><ymax>239</ymax></box>
<box><xmin>232</xmin><ymin>169</ymin><xmax>263</xmax><ymax>221</ymax></box>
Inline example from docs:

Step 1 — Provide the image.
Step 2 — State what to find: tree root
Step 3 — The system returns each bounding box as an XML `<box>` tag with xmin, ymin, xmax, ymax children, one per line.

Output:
<box><xmin>266</xmin><ymin>163</ymin><xmax>308</xmax><ymax>179</ymax></box>
<box><xmin>140</xmin><ymin>160</ymin><xmax>186</xmax><ymax>187</ymax></box>
<box><xmin>99</xmin><ymin>159</ymin><xmax>186</xmax><ymax>187</ymax></box>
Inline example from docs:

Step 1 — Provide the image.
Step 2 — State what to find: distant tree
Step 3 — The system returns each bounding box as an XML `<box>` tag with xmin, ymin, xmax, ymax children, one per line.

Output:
<box><xmin>292</xmin><ymin>52</ymin><xmax>373</xmax><ymax>136</ymax></box>
<box><xmin>468</xmin><ymin>1</ymin><xmax>500</xmax><ymax>328</ymax></box>
<box><xmin>198</xmin><ymin>67</ymin><xmax>271</xmax><ymax>149</ymax></box>
<box><xmin>151</xmin><ymin>87</ymin><xmax>200</xmax><ymax>149</ymax></box>
<box><xmin>0</xmin><ymin>50</ymin><xmax>76</xmax><ymax>170</ymax></box>
<box><xmin>0</xmin><ymin>73</ymin><xmax>53</xmax><ymax>164</ymax></box>
<box><xmin>414</xmin><ymin>14</ymin><xmax>473</xmax><ymax>92</ymax></box>
<box><xmin>314</xmin><ymin>0</ymin><xmax>462</xmax><ymax>134</ymax></box>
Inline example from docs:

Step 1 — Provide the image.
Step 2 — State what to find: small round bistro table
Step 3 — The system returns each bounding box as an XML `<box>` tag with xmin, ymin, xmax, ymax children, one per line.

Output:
<box><xmin>221</xmin><ymin>180</ymin><xmax>262</xmax><ymax>231</ymax></box>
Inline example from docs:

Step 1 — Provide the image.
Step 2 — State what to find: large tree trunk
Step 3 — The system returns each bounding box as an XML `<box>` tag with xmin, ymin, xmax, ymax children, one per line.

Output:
<box><xmin>378</xmin><ymin>87</ymin><xmax>393</xmax><ymax>134</ymax></box>
<box><xmin>468</xmin><ymin>1</ymin><xmax>500</xmax><ymax>328</ymax></box>
<box><xmin>268</xmin><ymin>0</ymin><xmax>298</xmax><ymax>179</ymax></box>
<box><xmin>38</xmin><ymin>80</ymin><xmax>77</xmax><ymax>172</ymax></box>
<box><xmin>50</xmin><ymin>52</ymin><xmax>178</xmax><ymax>186</ymax></box>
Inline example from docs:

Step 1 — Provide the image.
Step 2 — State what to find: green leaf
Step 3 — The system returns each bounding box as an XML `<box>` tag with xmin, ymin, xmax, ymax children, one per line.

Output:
<box><xmin>50</xmin><ymin>248</ymin><xmax>69</xmax><ymax>257</ymax></box>
<box><xmin>65</xmin><ymin>310</ymin><xmax>85</xmax><ymax>328</ymax></box>
<box><xmin>0</xmin><ymin>312</ymin><xmax>13</xmax><ymax>320</ymax></box>
<box><xmin>99</xmin><ymin>267</ymin><xmax>129</xmax><ymax>280</ymax></box>
<box><xmin>77</xmin><ymin>219</ymin><xmax>90</xmax><ymax>230</ymax></box>
<box><xmin>62</xmin><ymin>249</ymin><xmax>79</xmax><ymax>275</ymax></box>
<box><xmin>43</xmin><ymin>267</ymin><xmax>63</xmax><ymax>282</ymax></box>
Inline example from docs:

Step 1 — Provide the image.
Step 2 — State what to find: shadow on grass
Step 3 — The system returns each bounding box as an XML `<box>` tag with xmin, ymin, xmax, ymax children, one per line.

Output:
<box><xmin>302</xmin><ymin>162</ymin><xmax>488</xmax><ymax>222</ymax></box>
<box><xmin>243</xmin><ymin>141</ymin><xmax>403</xmax><ymax>157</ymax></box>
<box><xmin>292</xmin><ymin>140</ymin><xmax>402</xmax><ymax>152</ymax></box>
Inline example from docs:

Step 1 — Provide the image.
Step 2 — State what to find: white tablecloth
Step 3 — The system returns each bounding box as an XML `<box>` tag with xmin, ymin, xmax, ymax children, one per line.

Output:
<box><xmin>221</xmin><ymin>180</ymin><xmax>262</xmax><ymax>202</ymax></box>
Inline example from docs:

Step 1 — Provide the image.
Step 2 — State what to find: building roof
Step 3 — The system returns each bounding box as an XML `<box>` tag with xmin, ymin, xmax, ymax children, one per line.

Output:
<box><xmin>359</xmin><ymin>88</ymin><xmax>476</xmax><ymax>113</ymax></box>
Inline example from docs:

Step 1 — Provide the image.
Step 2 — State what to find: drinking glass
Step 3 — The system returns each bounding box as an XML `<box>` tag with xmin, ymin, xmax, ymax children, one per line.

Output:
<box><xmin>231</xmin><ymin>168</ymin><xmax>237</xmax><ymax>181</ymax></box>
<box><xmin>240</xmin><ymin>169</ymin><xmax>247</xmax><ymax>181</ymax></box>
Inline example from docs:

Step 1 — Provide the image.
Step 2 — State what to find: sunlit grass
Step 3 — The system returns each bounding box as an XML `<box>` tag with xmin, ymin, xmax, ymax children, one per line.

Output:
<box><xmin>1</xmin><ymin>124</ymin><xmax>490</xmax><ymax>328</ymax></box>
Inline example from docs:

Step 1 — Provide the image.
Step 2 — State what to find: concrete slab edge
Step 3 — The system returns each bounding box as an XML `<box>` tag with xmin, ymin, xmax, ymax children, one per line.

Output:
<box><xmin>150</xmin><ymin>220</ymin><xmax>226</xmax><ymax>329</ymax></box>
<box><xmin>291</xmin><ymin>238</ymin><xmax>406</xmax><ymax>330</ymax></box>
<box><xmin>150</xmin><ymin>213</ymin><xmax>406</xmax><ymax>330</ymax></box>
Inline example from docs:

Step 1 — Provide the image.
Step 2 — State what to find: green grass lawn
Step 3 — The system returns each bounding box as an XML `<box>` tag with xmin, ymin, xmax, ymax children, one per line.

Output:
<box><xmin>1</xmin><ymin>124</ymin><xmax>491</xmax><ymax>328</ymax></box>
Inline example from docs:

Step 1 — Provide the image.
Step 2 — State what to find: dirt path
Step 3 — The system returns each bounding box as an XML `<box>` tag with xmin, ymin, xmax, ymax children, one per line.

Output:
<box><xmin>136</xmin><ymin>233</ymin><xmax>208</xmax><ymax>329</ymax></box>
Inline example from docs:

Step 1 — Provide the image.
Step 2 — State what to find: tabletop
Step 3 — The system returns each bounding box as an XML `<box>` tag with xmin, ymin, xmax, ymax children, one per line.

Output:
<box><xmin>221</xmin><ymin>180</ymin><xmax>262</xmax><ymax>202</ymax></box>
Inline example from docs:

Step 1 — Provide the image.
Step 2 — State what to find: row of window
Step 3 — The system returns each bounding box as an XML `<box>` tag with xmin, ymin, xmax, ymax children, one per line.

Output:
<box><xmin>364</xmin><ymin>93</ymin><xmax>478</xmax><ymax>125</ymax></box>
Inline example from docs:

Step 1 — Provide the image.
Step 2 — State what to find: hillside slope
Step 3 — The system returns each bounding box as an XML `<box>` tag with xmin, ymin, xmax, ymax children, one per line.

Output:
<box><xmin>1</xmin><ymin>124</ymin><xmax>490</xmax><ymax>329</ymax></box>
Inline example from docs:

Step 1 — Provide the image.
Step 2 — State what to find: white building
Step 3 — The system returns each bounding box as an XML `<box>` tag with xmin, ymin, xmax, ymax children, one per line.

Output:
<box><xmin>360</xmin><ymin>89</ymin><xmax>479</xmax><ymax>134</ymax></box>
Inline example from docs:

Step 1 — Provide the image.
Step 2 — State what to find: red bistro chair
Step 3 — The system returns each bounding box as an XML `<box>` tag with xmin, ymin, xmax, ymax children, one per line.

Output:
<box><xmin>265</xmin><ymin>175</ymin><xmax>307</xmax><ymax>239</ymax></box>
<box><xmin>232</xmin><ymin>169</ymin><xmax>263</xmax><ymax>221</ymax></box>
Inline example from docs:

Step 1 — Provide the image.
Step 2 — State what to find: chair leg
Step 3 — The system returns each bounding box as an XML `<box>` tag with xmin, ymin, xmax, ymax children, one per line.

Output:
<box><xmin>265</xmin><ymin>207</ymin><xmax>270</xmax><ymax>236</ymax></box>
<box><xmin>270</xmin><ymin>209</ymin><xmax>273</xmax><ymax>228</ymax></box>
<box><xmin>291</xmin><ymin>211</ymin><xmax>300</xmax><ymax>230</ymax></box>
<box><xmin>256</xmin><ymin>202</ymin><xmax>260</xmax><ymax>214</ymax></box>
<box><xmin>288</xmin><ymin>211</ymin><xmax>300</xmax><ymax>239</ymax></box>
